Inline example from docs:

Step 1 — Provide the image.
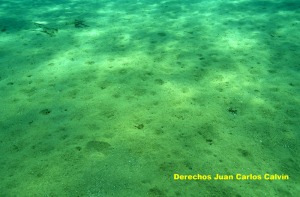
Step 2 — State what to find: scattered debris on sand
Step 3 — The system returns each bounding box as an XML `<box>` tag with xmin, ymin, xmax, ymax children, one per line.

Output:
<box><xmin>74</xmin><ymin>19</ymin><xmax>89</xmax><ymax>28</ymax></box>
<box><xmin>34</xmin><ymin>22</ymin><xmax>58</xmax><ymax>37</ymax></box>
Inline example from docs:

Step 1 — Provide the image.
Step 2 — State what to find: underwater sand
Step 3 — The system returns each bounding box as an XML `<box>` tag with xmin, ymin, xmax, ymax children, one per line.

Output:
<box><xmin>0</xmin><ymin>0</ymin><xmax>300</xmax><ymax>196</ymax></box>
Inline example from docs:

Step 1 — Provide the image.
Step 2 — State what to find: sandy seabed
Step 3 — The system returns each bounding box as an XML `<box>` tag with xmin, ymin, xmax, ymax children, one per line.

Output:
<box><xmin>0</xmin><ymin>0</ymin><xmax>299</xmax><ymax>196</ymax></box>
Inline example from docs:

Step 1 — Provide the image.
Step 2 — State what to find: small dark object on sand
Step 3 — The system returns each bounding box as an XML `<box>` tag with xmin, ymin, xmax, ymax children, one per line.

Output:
<box><xmin>40</xmin><ymin>109</ymin><xmax>51</xmax><ymax>115</ymax></box>
<box><xmin>228</xmin><ymin>107</ymin><xmax>237</xmax><ymax>115</ymax></box>
<box><xmin>74</xmin><ymin>19</ymin><xmax>89</xmax><ymax>28</ymax></box>
<box><xmin>135</xmin><ymin>124</ymin><xmax>144</xmax><ymax>129</ymax></box>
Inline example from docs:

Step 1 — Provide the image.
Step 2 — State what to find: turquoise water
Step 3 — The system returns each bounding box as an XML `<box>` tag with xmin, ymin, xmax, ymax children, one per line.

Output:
<box><xmin>0</xmin><ymin>0</ymin><xmax>299</xmax><ymax>196</ymax></box>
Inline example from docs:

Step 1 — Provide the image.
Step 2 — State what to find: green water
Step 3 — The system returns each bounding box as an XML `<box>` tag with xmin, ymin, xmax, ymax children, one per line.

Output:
<box><xmin>0</xmin><ymin>0</ymin><xmax>299</xmax><ymax>196</ymax></box>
